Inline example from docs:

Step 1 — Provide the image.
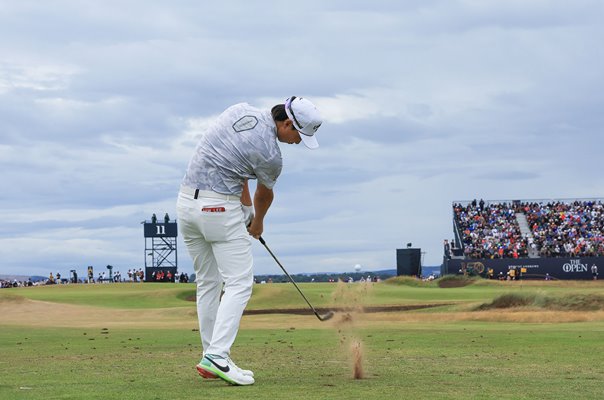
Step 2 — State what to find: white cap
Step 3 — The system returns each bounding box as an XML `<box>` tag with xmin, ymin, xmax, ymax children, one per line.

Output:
<box><xmin>284</xmin><ymin>96</ymin><xmax>322</xmax><ymax>149</ymax></box>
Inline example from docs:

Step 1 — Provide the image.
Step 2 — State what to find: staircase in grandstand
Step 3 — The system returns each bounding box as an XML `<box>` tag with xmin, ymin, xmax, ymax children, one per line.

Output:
<box><xmin>515</xmin><ymin>212</ymin><xmax>539</xmax><ymax>258</ymax></box>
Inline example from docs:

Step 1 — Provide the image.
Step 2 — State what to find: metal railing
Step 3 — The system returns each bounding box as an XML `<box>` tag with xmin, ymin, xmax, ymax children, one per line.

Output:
<box><xmin>452</xmin><ymin>198</ymin><xmax>603</xmax><ymax>207</ymax></box>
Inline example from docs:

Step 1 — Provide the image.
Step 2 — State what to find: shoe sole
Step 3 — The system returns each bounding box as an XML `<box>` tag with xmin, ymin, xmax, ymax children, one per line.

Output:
<box><xmin>198</xmin><ymin>362</ymin><xmax>253</xmax><ymax>386</ymax></box>
<box><xmin>196</xmin><ymin>365</ymin><xmax>218</xmax><ymax>379</ymax></box>
<box><xmin>197</xmin><ymin>363</ymin><xmax>254</xmax><ymax>379</ymax></box>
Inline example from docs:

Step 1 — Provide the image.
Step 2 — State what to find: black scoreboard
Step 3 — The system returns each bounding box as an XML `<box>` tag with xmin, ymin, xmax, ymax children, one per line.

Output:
<box><xmin>143</xmin><ymin>222</ymin><xmax>178</xmax><ymax>238</ymax></box>
<box><xmin>397</xmin><ymin>248</ymin><xmax>421</xmax><ymax>276</ymax></box>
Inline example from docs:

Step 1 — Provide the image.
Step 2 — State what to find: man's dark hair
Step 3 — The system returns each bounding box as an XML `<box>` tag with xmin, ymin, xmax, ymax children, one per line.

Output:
<box><xmin>271</xmin><ymin>104</ymin><xmax>287</xmax><ymax>121</ymax></box>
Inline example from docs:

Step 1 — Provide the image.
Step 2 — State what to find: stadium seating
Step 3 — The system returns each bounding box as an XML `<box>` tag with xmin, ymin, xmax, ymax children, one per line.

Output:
<box><xmin>452</xmin><ymin>199</ymin><xmax>604</xmax><ymax>259</ymax></box>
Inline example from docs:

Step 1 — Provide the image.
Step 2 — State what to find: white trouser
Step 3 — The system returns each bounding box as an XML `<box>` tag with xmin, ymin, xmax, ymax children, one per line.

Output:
<box><xmin>176</xmin><ymin>190</ymin><xmax>253</xmax><ymax>358</ymax></box>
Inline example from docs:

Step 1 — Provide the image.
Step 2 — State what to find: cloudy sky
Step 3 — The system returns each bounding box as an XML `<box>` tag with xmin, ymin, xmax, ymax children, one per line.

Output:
<box><xmin>1</xmin><ymin>0</ymin><xmax>603</xmax><ymax>279</ymax></box>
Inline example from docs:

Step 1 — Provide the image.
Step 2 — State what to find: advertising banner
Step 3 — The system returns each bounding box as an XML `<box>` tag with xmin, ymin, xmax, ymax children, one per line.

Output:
<box><xmin>444</xmin><ymin>257</ymin><xmax>600</xmax><ymax>280</ymax></box>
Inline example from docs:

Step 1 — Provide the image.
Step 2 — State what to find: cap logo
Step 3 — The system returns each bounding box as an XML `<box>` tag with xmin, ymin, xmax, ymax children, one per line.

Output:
<box><xmin>311</xmin><ymin>123</ymin><xmax>322</xmax><ymax>133</ymax></box>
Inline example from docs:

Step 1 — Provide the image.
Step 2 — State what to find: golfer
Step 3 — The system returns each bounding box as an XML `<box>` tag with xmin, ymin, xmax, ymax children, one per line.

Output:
<box><xmin>176</xmin><ymin>96</ymin><xmax>322</xmax><ymax>385</ymax></box>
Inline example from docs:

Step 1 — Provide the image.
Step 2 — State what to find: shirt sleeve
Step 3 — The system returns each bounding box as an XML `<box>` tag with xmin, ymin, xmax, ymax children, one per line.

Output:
<box><xmin>253</xmin><ymin>154</ymin><xmax>282</xmax><ymax>189</ymax></box>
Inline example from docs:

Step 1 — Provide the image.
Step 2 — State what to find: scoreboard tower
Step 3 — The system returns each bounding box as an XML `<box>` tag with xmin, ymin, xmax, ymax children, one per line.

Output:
<box><xmin>143</xmin><ymin>219</ymin><xmax>178</xmax><ymax>282</ymax></box>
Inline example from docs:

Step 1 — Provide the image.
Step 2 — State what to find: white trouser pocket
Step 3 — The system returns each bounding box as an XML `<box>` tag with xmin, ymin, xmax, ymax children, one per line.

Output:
<box><xmin>200</xmin><ymin>206</ymin><xmax>230</xmax><ymax>242</ymax></box>
<box><xmin>196</xmin><ymin>201</ymin><xmax>244</xmax><ymax>243</ymax></box>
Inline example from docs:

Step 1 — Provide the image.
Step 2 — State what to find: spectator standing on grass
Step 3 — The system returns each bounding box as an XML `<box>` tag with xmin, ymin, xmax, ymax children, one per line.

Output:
<box><xmin>176</xmin><ymin>96</ymin><xmax>322</xmax><ymax>386</ymax></box>
<box><xmin>592</xmin><ymin>264</ymin><xmax>598</xmax><ymax>280</ymax></box>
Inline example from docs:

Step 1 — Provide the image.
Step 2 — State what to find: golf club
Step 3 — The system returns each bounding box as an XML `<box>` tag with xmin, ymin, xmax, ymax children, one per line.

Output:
<box><xmin>258</xmin><ymin>236</ymin><xmax>334</xmax><ymax>321</ymax></box>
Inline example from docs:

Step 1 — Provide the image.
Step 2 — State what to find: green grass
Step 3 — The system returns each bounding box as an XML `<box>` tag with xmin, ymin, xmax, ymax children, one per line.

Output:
<box><xmin>2</xmin><ymin>280</ymin><xmax>604</xmax><ymax>399</ymax></box>
<box><xmin>5</xmin><ymin>283</ymin><xmax>193</xmax><ymax>309</ymax></box>
<box><xmin>1</xmin><ymin>322</ymin><xmax>603</xmax><ymax>399</ymax></box>
<box><xmin>8</xmin><ymin>279</ymin><xmax>604</xmax><ymax>310</ymax></box>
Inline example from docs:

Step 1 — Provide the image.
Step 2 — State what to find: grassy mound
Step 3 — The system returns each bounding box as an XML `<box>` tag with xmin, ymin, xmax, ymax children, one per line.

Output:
<box><xmin>0</xmin><ymin>292</ymin><xmax>26</xmax><ymax>303</ymax></box>
<box><xmin>476</xmin><ymin>293</ymin><xmax>537</xmax><ymax>309</ymax></box>
<box><xmin>175</xmin><ymin>289</ymin><xmax>196</xmax><ymax>302</ymax></box>
<box><xmin>477</xmin><ymin>292</ymin><xmax>604</xmax><ymax>311</ymax></box>
<box><xmin>437</xmin><ymin>274</ymin><xmax>481</xmax><ymax>288</ymax></box>
<box><xmin>383</xmin><ymin>276</ymin><xmax>437</xmax><ymax>287</ymax></box>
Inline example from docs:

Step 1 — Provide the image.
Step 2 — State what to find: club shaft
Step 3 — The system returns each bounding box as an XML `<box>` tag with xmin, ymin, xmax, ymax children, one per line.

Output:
<box><xmin>259</xmin><ymin>236</ymin><xmax>322</xmax><ymax>319</ymax></box>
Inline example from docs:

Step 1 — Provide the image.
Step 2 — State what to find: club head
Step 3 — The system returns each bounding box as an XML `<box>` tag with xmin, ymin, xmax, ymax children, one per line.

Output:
<box><xmin>318</xmin><ymin>311</ymin><xmax>335</xmax><ymax>321</ymax></box>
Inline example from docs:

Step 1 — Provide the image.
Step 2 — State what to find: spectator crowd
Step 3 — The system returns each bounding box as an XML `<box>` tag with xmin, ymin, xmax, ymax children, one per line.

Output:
<box><xmin>1</xmin><ymin>279</ymin><xmax>32</xmax><ymax>288</ymax></box>
<box><xmin>2</xmin><ymin>268</ymin><xmax>191</xmax><ymax>289</ymax></box>
<box><xmin>453</xmin><ymin>199</ymin><xmax>529</xmax><ymax>260</ymax></box>
<box><xmin>150</xmin><ymin>270</ymin><xmax>190</xmax><ymax>283</ymax></box>
<box><xmin>453</xmin><ymin>199</ymin><xmax>604</xmax><ymax>260</ymax></box>
<box><xmin>523</xmin><ymin>200</ymin><xmax>604</xmax><ymax>258</ymax></box>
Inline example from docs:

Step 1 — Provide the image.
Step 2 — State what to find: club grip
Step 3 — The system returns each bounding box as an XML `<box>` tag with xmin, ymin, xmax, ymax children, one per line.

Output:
<box><xmin>259</xmin><ymin>236</ymin><xmax>266</xmax><ymax>245</ymax></box>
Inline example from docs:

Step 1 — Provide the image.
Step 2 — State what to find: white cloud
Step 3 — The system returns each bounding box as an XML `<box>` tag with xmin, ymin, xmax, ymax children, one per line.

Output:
<box><xmin>1</xmin><ymin>1</ymin><xmax>603</xmax><ymax>278</ymax></box>
<box><xmin>0</xmin><ymin>62</ymin><xmax>78</xmax><ymax>94</ymax></box>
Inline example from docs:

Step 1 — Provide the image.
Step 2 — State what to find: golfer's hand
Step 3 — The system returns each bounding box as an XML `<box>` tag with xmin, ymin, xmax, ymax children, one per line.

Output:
<box><xmin>247</xmin><ymin>219</ymin><xmax>263</xmax><ymax>239</ymax></box>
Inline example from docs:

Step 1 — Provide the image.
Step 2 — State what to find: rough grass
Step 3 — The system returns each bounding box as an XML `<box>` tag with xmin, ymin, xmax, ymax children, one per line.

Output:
<box><xmin>477</xmin><ymin>292</ymin><xmax>604</xmax><ymax>311</ymax></box>
<box><xmin>437</xmin><ymin>274</ymin><xmax>481</xmax><ymax>288</ymax></box>
<box><xmin>383</xmin><ymin>276</ymin><xmax>437</xmax><ymax>287</ymax></box>
<box><xmin>383</xmin><ymin>274</ymin><xmax>484</xmax><ymax>289</ymax></box>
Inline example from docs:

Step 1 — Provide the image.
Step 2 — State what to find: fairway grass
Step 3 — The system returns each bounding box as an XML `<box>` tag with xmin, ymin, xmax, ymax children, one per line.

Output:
<box><xmin>1</xmin><ymin>280</ymin><xmax>604</xmax><ymax>399</ymax></box>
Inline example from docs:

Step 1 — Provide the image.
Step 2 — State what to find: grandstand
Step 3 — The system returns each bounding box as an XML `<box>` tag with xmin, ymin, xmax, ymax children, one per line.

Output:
<box><xmin>442</xmin><ymin>198</ymin><xmax>603</xmax><ymax>280</ymax></box>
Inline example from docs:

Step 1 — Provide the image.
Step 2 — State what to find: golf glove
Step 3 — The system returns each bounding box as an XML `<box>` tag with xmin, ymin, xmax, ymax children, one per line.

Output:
<box><xmin>242</xmin><ymin>205</ymin><xmax>254</xmax><ymax>227</ymax></box>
